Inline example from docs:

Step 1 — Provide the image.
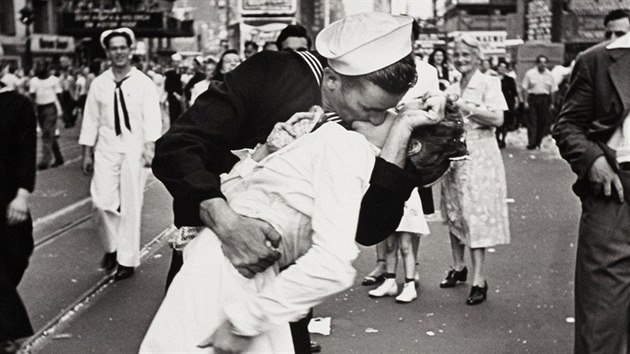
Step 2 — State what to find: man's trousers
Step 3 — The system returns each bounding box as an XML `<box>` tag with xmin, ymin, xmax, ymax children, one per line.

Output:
<box><xmin>36</xmin><ymin>103</ymin><xmax>58</xmax><ymax>167</ymax></box>
<box><xmin>0</xmin><ymin>216</ymin><xmax>34</xmax><ymax>342</ymax></box>
<box><xmin>526</xmin><ymin>94</ymin><xmax>552</xmax><ymax>148</ymax></box>
<box><xmin>91</xmin><ymin>149</ymin><xmax>147</xmax><ymax>267</ymax></box>
<box><xmin>575</xmin><ymin>168</ymin><xmax>630</xmax><ymax>353</ymax></box>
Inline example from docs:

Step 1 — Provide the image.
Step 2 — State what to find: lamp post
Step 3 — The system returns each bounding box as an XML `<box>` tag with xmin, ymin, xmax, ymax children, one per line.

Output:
<box><xmin>19</xmin><ymin>5</ymin><xmax>34</xmax><ymax>73</ymax></box>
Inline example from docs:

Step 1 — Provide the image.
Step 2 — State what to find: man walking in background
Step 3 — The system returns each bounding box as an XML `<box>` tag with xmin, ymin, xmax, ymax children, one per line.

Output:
<box><xmin>522</xmin><ymin>55</ymin><xmax>557</xmax><ymax>150</ymax></box>
<box><xmin>79</xmin><ymin>27</ymin><xmax>162</xmax><ymax>281</ymax></box>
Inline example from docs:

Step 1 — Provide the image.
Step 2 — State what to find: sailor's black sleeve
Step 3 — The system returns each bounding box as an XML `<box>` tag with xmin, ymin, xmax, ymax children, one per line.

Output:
<box><xmin>152</xmin><ymin>53</ymin><xmax>275</xmax><ymax>227</ymax></box>
<box><xmin>356</xmin><ymin>158</ymin><xmax>417</xmax><ymax>246</ymax></box>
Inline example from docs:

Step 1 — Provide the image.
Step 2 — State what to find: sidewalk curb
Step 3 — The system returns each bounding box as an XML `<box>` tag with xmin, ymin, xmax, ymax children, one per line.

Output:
<box><xmin>20</xmin><ymin>225</ymin><xmax>177</xmax><ymax>354</ymax></box>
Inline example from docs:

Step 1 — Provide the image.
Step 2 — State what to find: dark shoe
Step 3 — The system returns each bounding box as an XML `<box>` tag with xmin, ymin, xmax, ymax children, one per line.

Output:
<box><xmin>498</xmin><ymin>141</ymin><xmax>506</xmax><ymax>149</ymax></box>
<box><xmin>310</xmin><ymin>341</ymin><xmax>321</xmax><ymax>353</ymax></box>
<box><xmin>466</xmin><ymin>281</ymin><xmax>488</xmax><ymax>305</ymax></box>
<box><xmin>0</xmin><ymin>341</ymin><xmax>18</xmax><ymax>354</ymax></box>
<box><xmin>526</xmin><ymin>145</ymin><xmax>536</xmax><ymax>150</ymax></box>
<box><xmin>100</xmin><ymin>252</ymin><xmax>117</xmax><ymax>272</ymax></box>
<box><xmin>361</xmin><ymin>260</ymin><xmax>386</xmax><ymax>286</ymax></box>
<box><xmin>439</xmin><ymin>266</ymin><xmax>468</xmax><ymax>288</ymax></box>
<box><xmin>37</xmin><ymin>163</ymin><xmax>49</xmax><ymax>171</ymax></box>
<box><xmin>361</xmin><ymin>273</ymin><xmax>386</xmax><ymax>286</ymax></box>
<box><xmin>51</xmin><ymin>159</ymin><xmax>64</xmax><ymax>168</ymax></box>
<box><xmin>114</xmin><ymin>264</ymin><xmax>135</xmax><ymax>281</ymax></box>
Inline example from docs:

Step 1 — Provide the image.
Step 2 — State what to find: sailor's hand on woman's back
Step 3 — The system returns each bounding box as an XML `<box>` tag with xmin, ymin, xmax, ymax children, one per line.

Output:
<box><xmin>199</xmin><ymin>198</ymin><xmax>282</xmax><ymax>278</ymax></box>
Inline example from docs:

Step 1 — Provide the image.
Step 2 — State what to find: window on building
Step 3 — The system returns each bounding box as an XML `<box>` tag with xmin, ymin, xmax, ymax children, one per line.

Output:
<box><xmin>0</xmin><ymin>0</ymin><xmax>16</xmax><ymax>35</ymax></box>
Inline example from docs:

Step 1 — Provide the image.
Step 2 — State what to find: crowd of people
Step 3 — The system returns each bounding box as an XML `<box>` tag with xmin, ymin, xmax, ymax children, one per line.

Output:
<box><xmin>1</xmin><ymin>8</ymin><xmax>629</xmax><ymax>354</ymax></box>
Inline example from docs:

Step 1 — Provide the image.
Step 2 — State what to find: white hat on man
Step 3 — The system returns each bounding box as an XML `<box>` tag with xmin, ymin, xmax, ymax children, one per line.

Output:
<box><xmin>316</xmin><ymin>12</ymin><xmax>413</xmax><ymax>76</ymax></box>
<box><xmin>99</xmin><ymin>27</ymin><xmax>136</xmax><ymax>49</ymax></box>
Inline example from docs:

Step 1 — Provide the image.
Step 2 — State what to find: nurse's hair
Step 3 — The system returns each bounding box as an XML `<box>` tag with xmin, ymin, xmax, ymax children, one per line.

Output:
<box><xmin>407</xmin><ymin>100</ymin><xmax>468</xmax><ymax>187</ymax></box>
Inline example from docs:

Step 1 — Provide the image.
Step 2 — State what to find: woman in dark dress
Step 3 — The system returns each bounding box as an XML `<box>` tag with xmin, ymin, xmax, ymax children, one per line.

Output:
<box><xmin>428</xmin><ymin>48</ymin><xmax>450</xmax><ymax>91</ymax></box>
<box><xmin>495</xmin><ymin>61</ymin><xmax>518</xmax><ymax>148</ymax></box>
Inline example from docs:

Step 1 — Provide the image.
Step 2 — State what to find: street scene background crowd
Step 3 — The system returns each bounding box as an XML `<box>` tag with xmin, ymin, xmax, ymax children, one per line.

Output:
<box><xmin>1</xmin><ymin>4</ymin><xmax>630</xmax><ymax>354</ymax></box>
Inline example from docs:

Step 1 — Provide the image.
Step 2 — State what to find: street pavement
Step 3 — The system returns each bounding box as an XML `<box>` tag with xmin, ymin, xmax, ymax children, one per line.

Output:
<box><xmin>19</xmin><ymin>127</ymin><xmax>581</xmax><ymax>354</ymax></box>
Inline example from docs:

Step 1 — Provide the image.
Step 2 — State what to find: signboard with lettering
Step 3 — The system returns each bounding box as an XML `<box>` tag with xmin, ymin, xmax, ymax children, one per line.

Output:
<box><xmin>30</xmin><ymin>34</ymin><xmax>75</xmax><ymax>53</ymax></box>
<box><xmin>60</xmin><ymin>12</ymin><xmax>164</xmax><ymax>36</ymax></box>
<box><xmin>239</xmin><ymin>21</ymin><xmax>292</xmax><ymax>49</ymax></box>
<box><xmin>240</xmin><ymin>0</ymin><xmax>297</xmax><ymax>16</ymax></box>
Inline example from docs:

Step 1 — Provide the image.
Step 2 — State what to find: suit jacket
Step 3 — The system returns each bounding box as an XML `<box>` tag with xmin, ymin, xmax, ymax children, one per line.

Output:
<box><xmin>0</xmin><ymin>90</ymin><xmax>37</xmax><ymax>213</ymax></box>
<box><xmin>553</xmin><ymin>37</ymin><xmax>630</xmax><ymax>198</ymax></box>
<box><xmin>164</xmin><ymin>69</ymin><xmax>182</xmax><ymax>98</ymax></box>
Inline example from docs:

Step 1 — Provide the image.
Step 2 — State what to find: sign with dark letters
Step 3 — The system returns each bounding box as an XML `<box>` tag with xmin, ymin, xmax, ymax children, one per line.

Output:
<box><xmin>240</xmin><ymin>0</ymin><xmax>297</xmax><ymax>16</ymax></box>
<box><xmin>60</xmin><ymin>12</ymin><xmax>163</xmax><ymax>36</ymax></box>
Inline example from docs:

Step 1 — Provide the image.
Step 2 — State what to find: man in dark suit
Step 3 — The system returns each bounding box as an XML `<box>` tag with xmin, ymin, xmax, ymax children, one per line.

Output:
<box><xmin>164</xmin><ymin>54</ymin><xmax>184</xmax><ymax>126</ymax></box>
<box><xmin>553</xmin><ymin>32</ymin><xmax>630</xmax><ymax>353</ymax></box>
<box><xmin>0</xmin><ymin>73</ymin><xmax>37</xmax><ymax>354</ymax></box>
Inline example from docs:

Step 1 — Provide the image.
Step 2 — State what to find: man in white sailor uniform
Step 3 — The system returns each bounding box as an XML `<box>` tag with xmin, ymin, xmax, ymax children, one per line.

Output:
<box><xmin>79</xmin><ymin>27</ymin><xmax>162</xmax><ymax>281</ymax></box>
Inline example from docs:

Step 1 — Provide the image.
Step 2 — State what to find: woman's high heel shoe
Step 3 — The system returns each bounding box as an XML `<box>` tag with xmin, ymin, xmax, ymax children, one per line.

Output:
<box><xmin>466</xmin><ymin>281</ymin><xmax>488</xmax><ymax>305</ymax></box>
<box><xmin>439</xmin><ymin>266</ymin><xmax>468</xmax><ymax>288</ymax></box>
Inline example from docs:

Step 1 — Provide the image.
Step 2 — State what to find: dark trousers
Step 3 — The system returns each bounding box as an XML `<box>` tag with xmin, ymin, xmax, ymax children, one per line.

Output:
<box><xmin>574</xmin><ymin>169</ymin><xmax>630</xmax><ymax>353</ymax></box>
<box><xmin>60</xmin><ymin>91</ymin><xmax>77</xmax><ymax>127</ymax></box>
<box><xmin>167</xmin><ymin>96</ymin><xmax>182</xmax><ymax>126</ymax></box>
<box><xmin>526</xmin><ymin>94</ymin><xmax>552</xmax><ymax>148</ymax></box>
<box><xmin>0</xmin><ymin>216</ymin><xmax>34</xmax><ymax>342</ymax></box>
<box><xmin>165</xmin><ymin>250</ymin><xmax>313</xmax><ymax>353</ymax></box>
<box><xmin>36</xmin><ymin>103</ymin><xmax>60</xmax><ymax>167</ymax></box>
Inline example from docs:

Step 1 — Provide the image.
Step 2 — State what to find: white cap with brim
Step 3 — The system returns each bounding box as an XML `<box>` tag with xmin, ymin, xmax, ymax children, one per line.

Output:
<box><xmin>99</xmin><ymin>27</ymin><xmax>136</xmax><ymax>49</ymax></box>
<box><xmin>316</xmin><ymin>12</ymin><xmax>413</xmax><ymax>76</ymax></box>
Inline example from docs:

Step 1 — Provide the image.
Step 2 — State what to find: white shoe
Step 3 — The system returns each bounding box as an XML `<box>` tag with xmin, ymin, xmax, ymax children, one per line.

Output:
<box><xmin>368</xmin><ymin>278</ymin><xmax>398</xmax><ymax>297</ymax></box>
<box><xmin>395</xmin><ymin>282</ymin><xmax>417</xmax><ymax>303</ymax></box>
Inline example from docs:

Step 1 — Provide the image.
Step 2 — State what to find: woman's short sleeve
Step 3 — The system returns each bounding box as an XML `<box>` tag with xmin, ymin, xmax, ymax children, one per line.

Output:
<box><xmin>483</xmin><ymin>76</ymin><xmax>508</xmax><ymax>112</ymax></box>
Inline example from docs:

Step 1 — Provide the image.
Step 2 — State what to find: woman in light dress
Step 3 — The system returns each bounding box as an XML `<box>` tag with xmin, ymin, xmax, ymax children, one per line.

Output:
<box><xmin>438</xmin><ymin>34</ymin><xmax>510</xmax><ymax>305</ymax></box>
<box><xmin>139</xmin><ymin>106</ymin><xmax>467</xmax><ymax>353</ymax></box>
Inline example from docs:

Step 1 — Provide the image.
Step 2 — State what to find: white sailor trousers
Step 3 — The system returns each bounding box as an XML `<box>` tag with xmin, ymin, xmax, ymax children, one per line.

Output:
<box><xmin>91</xmin><ymin>149</ymin><xmax>146</xmax><ymax>267</ymax></box>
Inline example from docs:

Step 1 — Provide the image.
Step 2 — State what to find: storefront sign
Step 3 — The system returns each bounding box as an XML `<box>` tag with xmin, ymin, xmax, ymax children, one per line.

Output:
<box><xmin>240</xmin><ymin>21</ymin><xmax>291</xmax><ymax>46</ymax></box>
<box><xmin>240</xmin><ymin>0</ymin><xmax>297</xmax><ymax>16</ymax></box>
<box><xmin>30</xmin><ymin>34</ymin><xmax>75</xmax><ymax>53</ymax></box>
<box><xmin>60</xmin><ymin>12</ymin><xmax>163</xmax><ymax>35</ymax></box>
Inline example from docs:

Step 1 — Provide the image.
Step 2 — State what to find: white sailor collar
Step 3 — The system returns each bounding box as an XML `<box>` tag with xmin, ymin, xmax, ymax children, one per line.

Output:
<box><xmin>607</xmin><ymin>32</ymin><xmax>630</xmax><ymax>49</ymax></box>
<box><xmin>104</xmin><ymin>66</ymin><xmax>141</xmax><ymax>81</ymax></box>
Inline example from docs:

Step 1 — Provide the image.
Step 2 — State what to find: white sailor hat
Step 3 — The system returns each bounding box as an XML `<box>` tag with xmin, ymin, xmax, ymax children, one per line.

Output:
<box><xmin>99</xmin><ymin>27</ymin><xmax>136</xmax><ymax>49</ymax></box>
<box><xmin>171</xmin><ymin>53</ymin><xmax>183</xmax><ymax>61</ymax></box>
<box><xmin>315</xmin><ymin>12</ymin><xmax>413</xmax><ymax>76</ymax></box>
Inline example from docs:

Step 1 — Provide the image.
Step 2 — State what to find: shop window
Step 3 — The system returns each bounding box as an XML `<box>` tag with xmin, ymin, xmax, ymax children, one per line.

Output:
<box><xmin>0</xmin><ymin>0</ymin><xmax>16</xmax><ymax>35</ymax></box>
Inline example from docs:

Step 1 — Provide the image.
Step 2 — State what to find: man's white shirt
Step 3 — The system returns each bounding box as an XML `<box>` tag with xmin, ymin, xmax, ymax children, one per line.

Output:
<box><xmin>79</xmin><ymin>67</ymin><xmax>162</xmax><ymax>152</ymax></box>
<box><xmin>606</xmin><ymin>32</ymin><xmax>630</xmax><ymax>163</ymax></box>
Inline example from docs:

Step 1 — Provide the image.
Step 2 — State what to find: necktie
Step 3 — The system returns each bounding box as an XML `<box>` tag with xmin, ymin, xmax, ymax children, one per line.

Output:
<box><xmin>114</xmin><ymin>76</ymin><xmax>131</xmax><ymax>136</ymax></box>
